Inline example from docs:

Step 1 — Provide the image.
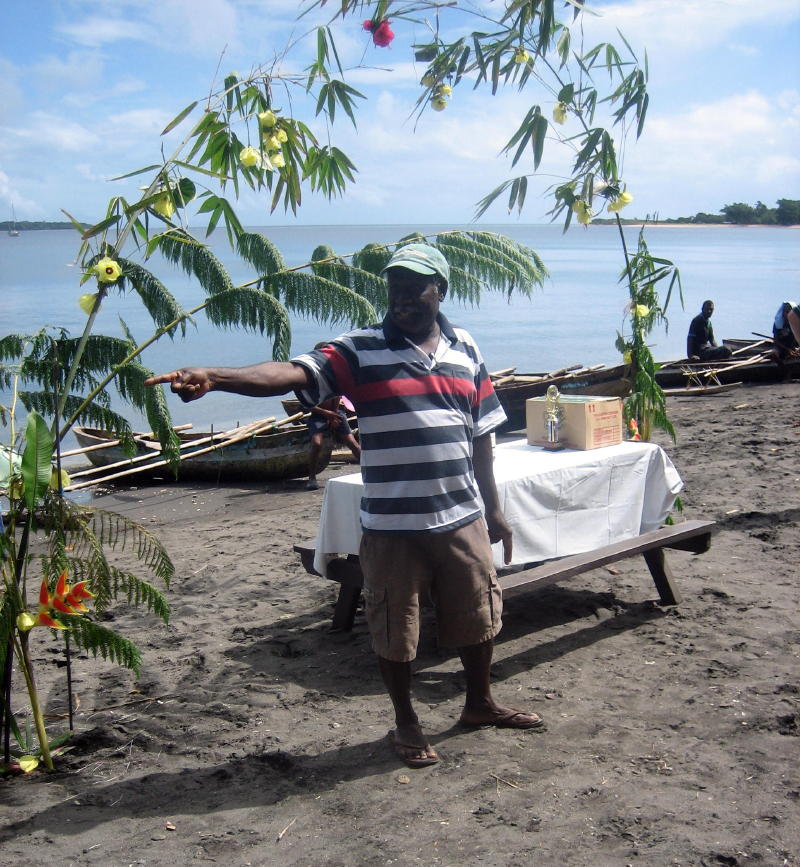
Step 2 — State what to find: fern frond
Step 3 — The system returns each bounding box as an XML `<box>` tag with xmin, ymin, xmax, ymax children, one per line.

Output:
<box><xmin>269</xmin><ymin>271</ymin><xmax>377</xmax><ymax>330</ymax></box>
<box><xmin>0</xmin><ymin>361</ymin><xmax>21</xmax><ymax>390</ymax></box>
<box><xmin>117</xmin><ymin>259</ymin><xmax>189</xmax><ymax>335</ymax></box>
<box><xmin>156</xmin><ymin>229</ymin><xmax>235</xmax><ymax>297</ymax></box>
<box><xmin>203</xmin><ymin>285</ymin><xmax>293</xmax><ymax>358</ymax></box>
<box><xmin>236</xmin><ymin>232</ymin><xmax>287</xmax><ymax>276</ymax></box>
<box><xmin>21</xmin><ymin>392</ymin><xmax>133</xmax><ymax>437</ymax></box>
<box><xmin>352</xmin><ymin>242</ymin><xmax>392</xmax><ymax>277</ymax></box>
<box><xmin>60</xmin><ymin>615</ymin><xmax>143</xmax><ymax>674</ymax></box>
<box><xmin>80</xmin><ymin>506</ymin><xmax>174</xmax><ymax>587</ymax></box>
<box><xmin>436</xmin><ymin>232</ymin><xmax>548</xmax><ymax>299</ymax></box>
<box><xmin>58</xmin><ymin>558</ymin><xmax>171</xmax><ymax>623</ymax></box>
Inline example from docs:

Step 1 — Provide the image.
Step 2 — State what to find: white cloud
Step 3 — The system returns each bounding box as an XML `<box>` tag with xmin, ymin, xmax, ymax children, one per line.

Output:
<box><xmin>33</xmin><ymin>51</ymin><xmax>107</xmax><ymax>92</ymax></box>
<box><xmin>10</xmin><ymin>112</ymin><xmax>100</xmax><ymax>152</ymax></box>
<box><xmin>56</xmin><ymin>16</ymin><xmax>150</xmax><ymax>48</ymax></box>
<box><xmin>584</xmin><ymin>0</ymin><xmax>800</xmax><ymax>54</ymax></box>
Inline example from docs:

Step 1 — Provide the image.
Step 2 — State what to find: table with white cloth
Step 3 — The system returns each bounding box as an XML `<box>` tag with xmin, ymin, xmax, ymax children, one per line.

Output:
<box><xmin>297</xmin><ymin>439</ymin><xmax>713</xmax><ymax>631</ymax></box>
<box><xmin>313</xmin><ymin>439</ymin><xmax>683</xmax><ymax>575</ymax></box>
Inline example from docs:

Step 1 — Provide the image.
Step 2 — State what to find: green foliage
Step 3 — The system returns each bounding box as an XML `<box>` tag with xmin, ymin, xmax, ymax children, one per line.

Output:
<box><xmin>20</xmin><ymin>412</ymin><xmax>53</xmax><ymax>512</ymax></box>
<box><xmin>59</xmin><ymin>615</ymin><xmax>143</xmax><ymax>674</ymax></box>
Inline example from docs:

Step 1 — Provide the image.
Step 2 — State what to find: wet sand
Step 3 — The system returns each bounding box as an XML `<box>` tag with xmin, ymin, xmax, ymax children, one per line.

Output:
<box><xmin>2</xmin><ymin>381</ymin><xmax>798</xmax><ymax>865</ymax></box>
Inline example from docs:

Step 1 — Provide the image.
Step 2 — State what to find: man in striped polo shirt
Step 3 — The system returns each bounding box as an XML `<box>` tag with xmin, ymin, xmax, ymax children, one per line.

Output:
<box><xmin>146</xmin><ymin>243</ymin><xmax>543</xmax><ymax>768</ymax></box>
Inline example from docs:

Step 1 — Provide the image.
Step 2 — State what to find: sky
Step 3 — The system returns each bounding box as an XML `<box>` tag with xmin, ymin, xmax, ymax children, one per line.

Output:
<box><xmin>1</xmin><ymin>0</ymin><xmax>799</xmax><ymax>228</ymax></box>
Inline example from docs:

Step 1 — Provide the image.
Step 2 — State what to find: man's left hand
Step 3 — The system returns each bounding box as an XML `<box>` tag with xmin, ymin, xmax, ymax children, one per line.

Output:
<box><xmin>486</xmin><ymin>508</ymin><xmax>513</xmax><ymax>565</ymax></box>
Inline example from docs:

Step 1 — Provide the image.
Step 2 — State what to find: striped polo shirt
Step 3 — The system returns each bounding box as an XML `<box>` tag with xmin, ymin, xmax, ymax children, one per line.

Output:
<box><xmin>292</xmin><ymin>312</ymin><xmax>507</xmax><ymax>534</ymax></box>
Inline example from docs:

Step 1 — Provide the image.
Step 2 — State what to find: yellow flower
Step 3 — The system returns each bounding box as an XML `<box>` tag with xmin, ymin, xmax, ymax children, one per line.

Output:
<box><xmin>16</xmin><ymin>612</ymin><xmax>36</xmax><ymax>632</ymax></box>
<box><xmin>513</xmin><ymin>47</ymin><xmax>529</xmax><ymax>64</ymax></box>
<box><xmin>634</xmin><ymin>304</ymin><xmax>650</xmax><ymax>318</ymax></box>
<box><xmin>270</xmin><ymin>152</ymin><xmax>285</xmax><ymax>169</ymax></box>
<box><xmin>553</xmin><ymin>102</ymin><xmax>568</xmax><ymax>125</ymax></box>
<box><xmin>421</xmin><ymin>72</ymin><xmax>436</xmax><ymax>87</ymax></box>
<box><xmin>94</xmin><ymin>257</ymin><xmax>122</xmax><ymax>283</ymax></box>
<box><xmin>572</xmin><ymin>200</ymin><xmax>592</xmax><ymax>225</ymax></box>
<box><xmin>275</xmin><ymin>129</ymin><xmax>288</xmax><ymax>143</ymax></box>
<box><xmin>264</xmin><ymin>135</ymin><xmax>281</xmax><ymax>151</ymax></box>
<box><xmin>623</xmin><ymin>349</ymin><xmax>632</xmax><ymax>364</ymax></box>
<box><xmin>430</xmin><ymin>96</ymin><xmax>447</xmax><ymax>112</ymax></box>
<box><xmin>438</xmin><ymin>84</ymin><xmax>452</xmax><ymax>97</ymax></box>
<box><xmin>78</xmin><ymin>293</ymin><xmax>98</xmax><ymax>315</ymax></box>
<box><xmin>49</xmin><ymin>468</ymin><xmax>71</xmax><ymax>490</ymax></box>
<box><xmin>258</xmin><ymin>110</ymin><xmax>276</xmax><ymax>128</ymax></box>
<box><xmin>153</xmin><ymin>194</ymin><xmax>175</xmax><ymax>219</ymax></box>
<box><xmin>607</xmin><ymin>191</ymin><xmax>634</xmax><ymax>213</ymax></box>
<box><xmin>239</xmin><ymin>146</ymin><xmax>260</xmax><ymax>168</ymax></box>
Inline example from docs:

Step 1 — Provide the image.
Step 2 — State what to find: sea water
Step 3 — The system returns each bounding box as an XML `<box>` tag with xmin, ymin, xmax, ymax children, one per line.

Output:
<box><xmin>1</xmin><ymin>223</ymin><xmax>798</xmax><ymax>445</ymax></box>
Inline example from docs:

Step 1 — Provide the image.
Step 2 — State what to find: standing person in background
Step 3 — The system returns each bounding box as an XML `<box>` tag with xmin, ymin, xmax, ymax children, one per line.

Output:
<box><xmin>145</xmin><ymin>242</ymin><xmax>542</xmax><ymax>770</ymax></box>
<box><xmin>306</xmin><ymin>393</ymin><xmax>360</xmax><ymax>490</ymax></box>
<box><xmin>687</xmin><ymin>300</ymin><xmax>733</xmax><ymax>361</ymax></box>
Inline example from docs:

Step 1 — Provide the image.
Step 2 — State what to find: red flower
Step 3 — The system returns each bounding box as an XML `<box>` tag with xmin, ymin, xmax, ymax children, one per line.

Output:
<box><xmin>363</xmin><ymin>18</ymin><xmax>394</xmax><ymax>47</ymax></box>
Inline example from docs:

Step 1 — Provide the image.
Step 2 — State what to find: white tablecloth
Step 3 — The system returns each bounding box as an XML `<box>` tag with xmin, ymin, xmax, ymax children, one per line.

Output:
<box><xmin>312</xmin><ymin>439</ymin><xmax>683</xmax><ymax>575</ymax></box>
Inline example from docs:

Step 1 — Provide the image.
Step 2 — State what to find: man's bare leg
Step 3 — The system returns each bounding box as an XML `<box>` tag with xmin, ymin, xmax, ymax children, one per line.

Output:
<box><xmin>378</xmin><ymin>656</ymin><xmax>439</xmax><ymax>766</ymax></box>
<box><xmin>306</xmin><ymin>431</ymin><xmax>325</xmax><ymax>489</ymax></box>
<box><xmin>457</xmin><ymin>640</ymin><xmax>543</xmax><ymax>728</ymax></box>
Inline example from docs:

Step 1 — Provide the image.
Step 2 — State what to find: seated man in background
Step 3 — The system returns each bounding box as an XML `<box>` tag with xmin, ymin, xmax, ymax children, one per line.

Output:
<box><xmin>687</xmin><ymin>299</ymin><xmax>732</xmax><ymax>361</ymax></box>
<box><xmin>771</xmin><ymin>301</ymin><xmax>800</xmax><ymax>360</ymax></box>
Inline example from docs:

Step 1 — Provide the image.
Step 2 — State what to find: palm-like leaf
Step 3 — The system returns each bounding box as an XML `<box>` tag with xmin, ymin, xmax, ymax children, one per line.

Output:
<box><xmin>59</xmin><ymin>615</ymin><xmax>143</xmax><ymax>674</ymax></box>
<box><xmin>156</xmin><ymin>229</ymin><xmax>235</xmax><ymax>297</ymax></box>
<box><xmin>116</xmin><ymin>258</ymin><xmax>189</xmax><ymax>335</ymax></box>
<box><xmin>236</xmin><ymin>232</ymin><xmax>286</xmax><ymax>276</ymax></box>
<box><xmin>204</xmin><ymin>286</ymin><xmax>293</xmax><ymax>360</ymax></box>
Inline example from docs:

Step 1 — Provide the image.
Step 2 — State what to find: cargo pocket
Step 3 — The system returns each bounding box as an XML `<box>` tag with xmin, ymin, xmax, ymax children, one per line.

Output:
<box><xmin>362</xmin><ymin>585</ymin><xmax>390</xmax><ymax>654</ymax></box>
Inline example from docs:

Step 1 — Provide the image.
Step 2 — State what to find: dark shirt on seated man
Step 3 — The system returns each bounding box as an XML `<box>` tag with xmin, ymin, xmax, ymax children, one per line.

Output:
<box><xmin>686</xmin><ymin>300</ymin><xmax>732</xmax><ymax>361</ymax></box>
<box><xmin>772</xmin><ymin>301</ymin><xmax>800</xmax><ymax>360</ymax></box>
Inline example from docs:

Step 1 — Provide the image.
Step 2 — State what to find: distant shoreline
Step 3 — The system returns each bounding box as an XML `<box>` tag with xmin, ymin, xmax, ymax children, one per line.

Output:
<box><xmin>2</xmin><ymin>220</ymin><xmax>799</xmax><ymax>232</ymax></box>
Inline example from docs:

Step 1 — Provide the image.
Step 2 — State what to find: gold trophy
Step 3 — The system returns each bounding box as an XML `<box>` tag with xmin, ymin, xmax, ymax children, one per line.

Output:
<box><xmin>543</xmin><ymin>384</ymin><xmax>565</xmax><ymax>450</ymax></box>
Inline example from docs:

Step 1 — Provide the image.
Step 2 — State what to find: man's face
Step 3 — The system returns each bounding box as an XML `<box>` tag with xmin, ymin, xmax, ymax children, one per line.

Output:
<box><xmin>386</xmin><ymin>267</ymin><xmax>441</xmax><ymax>338</ymax></box>
<box><xmin>702</xmin><ymin>301</ymin><xmax>714</xmax><ymax>318</ymax></box>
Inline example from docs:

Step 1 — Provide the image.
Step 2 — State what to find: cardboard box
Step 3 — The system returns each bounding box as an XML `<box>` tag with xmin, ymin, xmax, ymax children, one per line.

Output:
<box><xmin>526</xmin><ymin>395</ymin><xmax>623</xmax><ymax>450</ymax></box>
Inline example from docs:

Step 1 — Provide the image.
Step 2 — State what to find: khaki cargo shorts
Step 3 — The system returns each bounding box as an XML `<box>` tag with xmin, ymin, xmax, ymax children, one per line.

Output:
<box><xmin>358</xmin><ymin>517</ymin><xmax>503</xmax><ymax>662</ymax></box>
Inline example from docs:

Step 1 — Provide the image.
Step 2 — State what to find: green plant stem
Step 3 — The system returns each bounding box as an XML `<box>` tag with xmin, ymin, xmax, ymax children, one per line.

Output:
<box><xmin>14</xmin><ymin>633</ymin><xmax>53</xmax><ymax>770</ymax></box>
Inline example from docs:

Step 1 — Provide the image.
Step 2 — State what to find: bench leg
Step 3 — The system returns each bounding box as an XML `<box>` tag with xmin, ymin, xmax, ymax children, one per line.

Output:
<box><xmin>643</xmin><ymin>548</ymin><xmax>682</xmax><ymax>605</ymax></box>
<box><xmin>331</xmin><ymin>585</ymin><xmax>361</xmax><ymax>632</ymax></box>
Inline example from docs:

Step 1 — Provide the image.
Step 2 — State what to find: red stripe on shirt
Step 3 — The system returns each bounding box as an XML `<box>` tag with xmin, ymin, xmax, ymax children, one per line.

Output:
<box><xmin>356</xmin><ymin>374</ymin><xmax>476</xmax><ymax>404</ymax></box>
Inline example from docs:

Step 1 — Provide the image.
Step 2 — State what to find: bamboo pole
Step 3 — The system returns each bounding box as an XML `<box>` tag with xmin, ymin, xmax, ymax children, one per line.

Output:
<box><xmin>60</xmin><ymin>423</ymin><xmax>193</xmax><ymax>458</ymax></box>
<box><xmin>65</xmin><ymin>413</ymin><xmax>308</xmax><ymax>490</ymax></box>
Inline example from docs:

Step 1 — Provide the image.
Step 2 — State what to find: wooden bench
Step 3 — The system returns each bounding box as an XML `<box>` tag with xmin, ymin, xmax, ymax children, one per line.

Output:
<box><xmin>294</xmin><ymin>519</ymin><xmax>716</xmax><ymax>632</ymax></box>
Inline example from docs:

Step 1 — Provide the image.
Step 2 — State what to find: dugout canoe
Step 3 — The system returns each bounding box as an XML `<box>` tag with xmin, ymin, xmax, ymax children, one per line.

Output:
<box><xmin>71</xmin><ymin>421</ymin><xmax>331</xmax><ymax>484</ymax></box>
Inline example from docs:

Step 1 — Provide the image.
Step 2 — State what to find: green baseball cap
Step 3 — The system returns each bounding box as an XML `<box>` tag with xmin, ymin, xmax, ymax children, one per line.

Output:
<box><xmin>381</xmin><ymin>242</ymin><xmax>450</xmax><ymax>284</ymax></box>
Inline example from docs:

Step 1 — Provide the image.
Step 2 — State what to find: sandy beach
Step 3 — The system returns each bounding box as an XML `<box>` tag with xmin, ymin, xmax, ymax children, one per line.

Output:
<box><xmin>2</xmin><ymin>380</ymin><xmax>798</xmax><ymax>865</ymax></box>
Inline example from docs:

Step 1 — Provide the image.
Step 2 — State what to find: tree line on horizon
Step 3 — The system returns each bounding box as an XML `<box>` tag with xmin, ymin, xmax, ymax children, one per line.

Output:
<box><xmin>3</xmin><ymin>199</ymin><xmax>799</xmax><ymax>232</ymax></box>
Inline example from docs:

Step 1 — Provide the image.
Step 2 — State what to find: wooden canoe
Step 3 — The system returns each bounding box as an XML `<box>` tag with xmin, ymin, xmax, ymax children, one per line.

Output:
<box><xmin>71</xmin><ymin>421</ymin><xmax>331</xmax><ymax>484</ymax></box>
<box><xmin>654</xmin><ymin>338</ymin><xmax>800</xmax><ymax>389</ymax></box>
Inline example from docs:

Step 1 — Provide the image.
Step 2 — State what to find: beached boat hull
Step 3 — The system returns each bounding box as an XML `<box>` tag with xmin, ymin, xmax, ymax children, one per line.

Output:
<box><xmin>73</xmin><ymin>425</ymin><xmax>331</xmax><ymax>482</ymax></box>
<box><xmin>495</xmin><ymin>363</ymin><xmax>632</xmax><ymax>432</ymax></box>
<box><xmin>655</xmin><ymin>339</ymin><xmax>800</xmax><ymax>389</ymax></box>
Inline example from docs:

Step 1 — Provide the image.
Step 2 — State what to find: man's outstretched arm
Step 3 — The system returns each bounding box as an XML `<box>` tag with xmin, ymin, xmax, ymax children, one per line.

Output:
<box><xmin>144</xmin><ymin>362</ymin><xmax>312</xmax><ymax>403</ymax></box>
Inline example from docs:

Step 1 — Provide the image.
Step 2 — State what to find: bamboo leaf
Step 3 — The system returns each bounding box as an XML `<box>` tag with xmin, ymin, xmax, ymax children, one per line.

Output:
<box><xmin>81</xmin><ymin>214</ymin><xmax>121</xmax><ymax>240</ymax></box>
<box><xmin>161</xmin><ymin>100</ymin><xmax>198</xmax><ymax>135</ymax></box>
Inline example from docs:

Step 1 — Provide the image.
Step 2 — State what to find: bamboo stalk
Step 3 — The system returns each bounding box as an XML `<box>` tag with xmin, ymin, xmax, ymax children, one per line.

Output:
<box><xmin>66</xmin><ymin>415</ymin><xmax>279</xmax><ymax>482</ymax></box>
<box><xmin>489</xmin><ymin>367</ymin><xmax>517</xmax><ymax>379</ymax></box>
<box><xmin>65</xmin><ymin>413</ymin><xmax>307</xmax><ymax>490</ymax></box>
<box><xmin>60</xmin><ymin>423</ymin><xmax>193</xmax><ymax>458</ymax></box>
